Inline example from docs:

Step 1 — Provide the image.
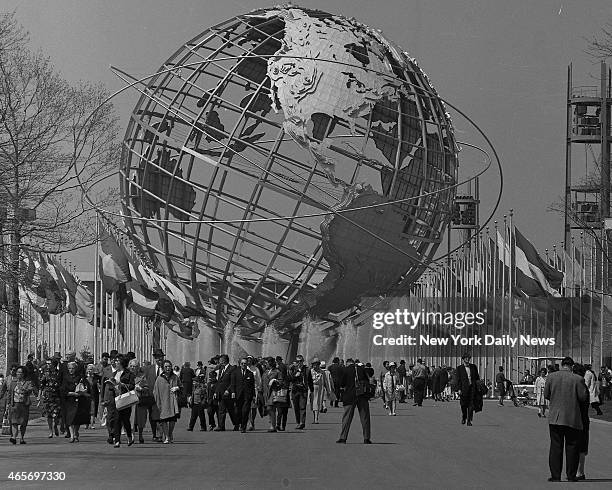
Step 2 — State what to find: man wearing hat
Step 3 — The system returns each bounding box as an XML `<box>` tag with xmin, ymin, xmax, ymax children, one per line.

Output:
<box><xmin>288</xmin><ymin>355</ymin><xmax>313</xmax><ymax>430</ymax></box>
<box><xmin>412</xmin><ymin>358</ymin><xmax>428</xmax><ymax>407</ymax></box>
<box><xmin>456</xmin><ymin>353</ymin><xmax>480</xmax><ymax>426</ymax></box>
<box><xmin>143</xmin><ymin>348</ymin><xmax>165</xmax><ymax>441</ymax></box>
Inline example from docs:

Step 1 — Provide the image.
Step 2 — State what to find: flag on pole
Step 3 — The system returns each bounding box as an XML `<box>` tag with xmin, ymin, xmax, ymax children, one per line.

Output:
<box><xmin>127</xmin><ymin>259</ymin><xmax>159</xmax><ymax>317</ymax></box>
<box><xmin>99</xmin><ymin>225</ymin><xmax>131</xmax><ymax>292</ymax></box>
<box><xmin>514</xmin><ymin>227</ymin><xmax>564</xmax><ymax>297</ymax></box>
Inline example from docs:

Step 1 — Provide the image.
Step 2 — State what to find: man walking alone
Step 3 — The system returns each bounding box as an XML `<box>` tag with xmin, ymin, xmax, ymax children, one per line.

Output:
<box><xmin>544</xmin><ymin>356</ymin><xmax>589</xmax><ymax>482</ymax></box>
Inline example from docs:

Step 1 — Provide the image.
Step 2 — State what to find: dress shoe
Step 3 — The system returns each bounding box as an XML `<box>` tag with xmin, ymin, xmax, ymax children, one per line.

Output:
<box><xmin>107</xmin><ymin>437</ymin><xmax>114</xmax><ymax>445</ymax></box>
<box><xmin>233</xmin><ymin>425</ymin><xmax>240</xmax><ymax>431</ymax></box>
<box><xmin>566</xmin><ymin>477</ymin><xmax>579</xmax><ymax>482</ymax></box>
<box><xmin>208</xmin><ymin>426</ymin><xmax>215</xmax><ymax>431</ymax></box>
<box><xmin>267</xmin><ymin>428</ymin><xmax>277</xmax><ymax>433</ymax></box>
<box><xmin>467</xmin><ymin>421</ymin><xmax>473</xmax><ymax>426</ymax></box>
<box><xmin>139</xmin><ymin>436</ymin><xmax>145</xmax><ymax>444</ymax></box>
<box><xmin>336</xmin><ymin>439</ymin><xmax>346</xmax><ymax>444</ymax></box>
<box><xmin>461</xmin><ymin>418</ymin><xmax>466</xmax><ymax>425</ymax></box>
<box><xmin>214</xmin><ymin>427</ymin><xmax>225</xmax><ymax>431</ymax></box>
<box><xmin>186</xmin><ymin>428</ymin><xmax>193</xmax><ymax>431</ymax></box>
<box><xmin>114</xmin><ymin>442</ymin><xmax>120</xmax><ymax>448</ymax></box>
<box><xmin>9</xmin><ymin>438</ymin><xmax>16</xmax><ymax>445</ymax></box>
<box><xmin>64</xmin><ymin>433</ymin><xmax>71</xmax><ymax>438</ymax></box>
<box><xmin>127</xmin><ymin>437</ymin><xmax>134</xmax><ymax>447</ymax></box>
<box><xmin>364</xmin><ymin>439</ymin><xmax>372</xmax><ymax>444</ymax></box>
<box><xmin>19</xmin><ymin>440</ymin><xmax>26</xmax><ymax>444</ymax></box>
<box><xmin>152</xmin><ymin>436</ymin><xmax>160</xmax><ymax>442</ymax></box>
<box><xmin>576</xmin><ymin>475</ymin><xmax>585</xmax><ymax>481</ymax></box>
<box><xmin>296</xmin><ymin>424</ymin><xmax>305</xmax><ymax>429</ymax></box>
<box><xmin>412</xmin><ymin>403</ymin><xmax>418</xmax><ymax>406</ymax></box>
<box><xmin>547</xmin><ymin>477</ymin><xmax>560</xmax><ymax>482</ymax></box>
<box><xmin>279</xmin><ymin>427</ymin><xmax>285</xmax><ymax>431</ymax></box>
<box><xmin>248</xmin><ymin>426</ymin><xmax>255</xmax><ymax>431</ymax></box>
<box><xmin>241</xmin><ymin>428</ymin><xmax>246</xmax><ymax>433</ymax></box>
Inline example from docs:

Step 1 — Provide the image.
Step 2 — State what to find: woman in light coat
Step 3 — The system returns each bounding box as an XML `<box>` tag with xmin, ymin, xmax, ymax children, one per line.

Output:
<box><xmin>584</xmin><ymin>364</ymin><xmax>602</xmax><ymax>415</ymax></box>
<box><xmin>153</xmin><ymin>359</ymin><xmax>182</xmax><ymax>444</ymax></box>
<box><xmin>533</xmin><ymin>368</ymin><xmax>548</xmax><ymax>418</ymax></box>
<box><xmin>383</xmin><ymin>362</ymin><xmax>400</xmax><ymax>416</ymax></box>
<box><xmin>310</xmin><ymin>359</ymin><xmax>333</xmax><ymax>423</ymax></box>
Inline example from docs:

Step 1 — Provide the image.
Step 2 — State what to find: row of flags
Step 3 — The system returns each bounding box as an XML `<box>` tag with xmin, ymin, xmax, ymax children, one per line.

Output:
<box><xmin>413</xmin><ymin>225</ymin><xmax>566</xmax><ymax>300</ymax></box>
<box><xmin>0</xmin><ymin>250</ymin><xmax>95</xmax><ymax>324</ymax></box>
<box><xmin>98</xmin><ymin>223</ymin><xmax>206</xmax><ymax>340</ymax></box>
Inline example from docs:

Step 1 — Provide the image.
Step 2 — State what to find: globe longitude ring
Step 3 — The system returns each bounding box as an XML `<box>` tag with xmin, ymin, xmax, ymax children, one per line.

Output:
<box><xmin>78</xmin><ymin>6</ymin><xmax>501</xmax><ymax>331</ymax></box>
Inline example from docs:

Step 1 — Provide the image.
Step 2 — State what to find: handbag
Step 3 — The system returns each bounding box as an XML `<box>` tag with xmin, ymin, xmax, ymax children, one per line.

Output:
<box><xmin>115</xmin><ymin>390</ymin><xmax>139</xmax><ymax>411</ymax></box>
<box><xmin>1</xmin><ymin>409</ymin><xmax>11</xmax><ymax>435</ymax></box>
<box><xmin>272</xmin><ymin>388</ymin><xmax>288</xmax><ymax>404</ymax></box>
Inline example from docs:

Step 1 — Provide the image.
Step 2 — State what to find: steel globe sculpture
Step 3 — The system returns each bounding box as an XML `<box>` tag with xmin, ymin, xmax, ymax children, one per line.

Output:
<box><xmin>119</xmin><ymin>6</ymin><xmax>459</xmax><ymax>337</ymax></box>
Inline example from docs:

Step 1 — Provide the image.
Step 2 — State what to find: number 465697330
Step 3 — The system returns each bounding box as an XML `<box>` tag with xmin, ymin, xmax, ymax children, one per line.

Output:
<box><xmin>8</xmin><ymin>471</ymin><xmax>65</xmax><ymax>481</ymax></box>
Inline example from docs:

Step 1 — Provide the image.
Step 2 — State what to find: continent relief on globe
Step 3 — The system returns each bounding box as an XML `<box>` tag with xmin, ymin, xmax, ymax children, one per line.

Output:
<box><xmin>262</xmin><ymin>7</ymin><xmax>402</xmax><ymax>180</ymax></box>
<box><xmin>277</xmin><ymin>186</ymin><xmax>418</xmax><ymax>323</ymax></box>
<box><xmin>254</xmin><ymin>8</ymin><xmax>421</xmax><ymax>321</ymax></box>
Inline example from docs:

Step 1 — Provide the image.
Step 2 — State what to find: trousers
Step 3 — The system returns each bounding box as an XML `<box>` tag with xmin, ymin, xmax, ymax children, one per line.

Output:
<box><xmin>413</xmin><ymin>378</ymin><xmax>426</xmax><ymax>405</ymax></box>
<box><xmin>339</xmin><ymin>397</ymin><xmax>371</xmax><ymax>441</ymax></box>
<box><xmin>113</xmin><ymin>407</ymin><xmax>132</xmax><ymax>442</ymax></box>
<box><xmin>549</xmin><ymin>424</ymin><xmax>580</xmax><ymax>480</ymax></box>
<box><xmin>292</xmin><ymin>391</ymin><xmax>308</xmax><ymax>425</ymax></box>
<box><xmin>234</xmin><ymin>396</ymin><xmax>253</xmax><ymax>430</ymax></box>
<box><xmin>189</xmin><ymin>403</ymin><xmax>207</xmax><ymax>430</ymax></box>
<box><xmin>218</xmin><ymin>397</ymin><xmax>236</xmax><ymax>429</ymax></box>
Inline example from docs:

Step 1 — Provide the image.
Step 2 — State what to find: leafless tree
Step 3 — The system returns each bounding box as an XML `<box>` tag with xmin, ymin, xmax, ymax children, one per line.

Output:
<box><xmin>0</xmin><ymin>12</ymin><xmax>120</xmax><ymax>368</ymax></box>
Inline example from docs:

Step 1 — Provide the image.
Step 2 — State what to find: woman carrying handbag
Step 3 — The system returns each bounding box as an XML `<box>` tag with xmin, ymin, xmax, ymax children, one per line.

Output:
<box><xmin>153</xmin><ymin>359</ymin><xmax>183</xmax><ymax>444</ymax></box>
<box><xmin>104</xmin><ymin>356</ymin><xmax>136</xmax><ymax>448</ymax></box>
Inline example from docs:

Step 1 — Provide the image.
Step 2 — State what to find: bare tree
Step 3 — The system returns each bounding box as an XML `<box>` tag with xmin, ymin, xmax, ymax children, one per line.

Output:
<box><xmin>586</xmin><ymin>21</ymin><xmax>612</xmax><ymax>60</ymax></box>
<box><xmin>0</xmin><ymin>12</ymin><xmax>120</xmax><ymax>368</ymax></box>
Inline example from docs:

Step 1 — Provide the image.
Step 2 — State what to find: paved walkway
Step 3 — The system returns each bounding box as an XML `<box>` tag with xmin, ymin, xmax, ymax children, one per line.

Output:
<box><xmin>0</xmin><ymin>399</ymin><xmax>610</xmax><ymax>489</ymax></box>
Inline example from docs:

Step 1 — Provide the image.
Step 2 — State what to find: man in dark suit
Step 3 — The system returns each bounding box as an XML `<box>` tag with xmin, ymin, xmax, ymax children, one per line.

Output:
<box><xmin>336</xmin><ymin>358</ymin><xmax>371</xmax><ymax>444</ymax></box>
<box><xmin>327</xmin><ymin>357</ymin><xmax>342</xmax><ymax>407</ymax></box>
<box><xmin>288</xmin><ymin>354</ymin><xmax>313</xmax><ymax>429</ymax></box>
<box><xmin>180</xmin><ymin>361</ymin><xmax>195</xmax><ymax>397</ymax></box>
<box><xmin>230</xmin><ymin>357</ymin><xmax>256</xmax><ymax>433</ymax></box>
<box><xmin>213</xmin><ymin>354</ymin><xmax>236</xmax><ymax>431</ymax></box>
<box><xmin>456</xmin><ymin>352</ymin><xmax>479</xmax><ymax>426</ymax></box>
<box><xmin>544</xmin><ymin>356</ymin><xmax>589</xmax><ymax>482</ymax></box>
<box><xmin>142</xmin><ymin>348</ymin><xmax>165</xmax><ymax>441</ymax></box>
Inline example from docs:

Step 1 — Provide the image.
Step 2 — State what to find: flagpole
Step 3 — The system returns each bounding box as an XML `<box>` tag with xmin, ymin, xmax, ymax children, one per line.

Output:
<box><xmin>508</xmin><ymin>210</ymin><xmax>515</xmax><ymax>381</ymax></box>
<box><xmin>492</xmin><ymin>221</ymin><xmax>498</xmax><ymax>380</ymax></box>
<box><xmin>589</xmin><ymin>231</ymin><xmax>594</xmax><ymax>364</ymax></box>
<box><xmin>94</xmin><ymin>217</ymin><xmax>99</xmax><ymax>361</ymax></box>
<box><xmin>600</xmin><ymin>225</ymin><xmax>605</xmax><ymax>368</ymax></box>
<box><xmin>579</xmin><ymin>232</ymin><xmax>584</xmax><ymax>361</ymax></box>
<box><xmin>485</xmin><ymin>228</ymin><xmax>490</xmax><ymax>384</ymax></box>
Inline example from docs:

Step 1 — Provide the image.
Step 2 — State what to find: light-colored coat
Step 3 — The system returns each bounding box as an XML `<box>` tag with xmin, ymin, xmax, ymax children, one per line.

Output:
<box><xmin>544</xmin><ymin>369</ymin><xmax>589</xmax><ymax>430</ymax></box>
<box><xmin>153</xmin><ymin>373</ymin><xmax>182</xmax><ymax>421</ymax></box>
<box><xmin>584</xmin><ymin>369</ymin><xmax>600</xmax><ymax>404</ymax></box>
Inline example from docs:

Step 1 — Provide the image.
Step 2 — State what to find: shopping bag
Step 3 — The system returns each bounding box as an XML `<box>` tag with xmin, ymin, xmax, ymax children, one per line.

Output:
<box><xmin>1</xmin><ymin>409</ymin><xmax>11</xmax><ymax>435</ymax></box>
<box><xmin>115</xmin><ymin>390</ymin><xmax>139</xmax><ymax>411</ymax></box>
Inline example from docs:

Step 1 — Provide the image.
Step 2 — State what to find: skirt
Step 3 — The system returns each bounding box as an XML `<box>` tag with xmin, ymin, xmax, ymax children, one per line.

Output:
<box><xmin>10</xmin><ymin>403</ymin><xmax>30</xmax><ymax>426</ymax></box>
<box><xmin>159</xmin><ymin>415</ymin><xmax>178</xmax><ymax>423</ymax></box>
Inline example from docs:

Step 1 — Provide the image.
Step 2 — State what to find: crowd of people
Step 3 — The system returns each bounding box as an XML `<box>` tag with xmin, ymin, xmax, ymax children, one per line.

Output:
<box><xmin>0</xmin><ymin>349</ymin><xmax>609</xmax><ymax>467</ymax></box>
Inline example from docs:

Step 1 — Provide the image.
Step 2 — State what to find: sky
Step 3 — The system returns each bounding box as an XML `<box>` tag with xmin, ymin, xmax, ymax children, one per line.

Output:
<box><xmin>4</xmin><ymin>0</ymin><xmax>612</xmax><ymax>270</ymax></box>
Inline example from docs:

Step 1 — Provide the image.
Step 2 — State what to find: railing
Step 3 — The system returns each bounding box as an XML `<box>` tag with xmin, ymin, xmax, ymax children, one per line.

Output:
<box><xmin>572</xmin><ymin>85</ymin><xmax>601</xmax><ymax>98</ymax></box>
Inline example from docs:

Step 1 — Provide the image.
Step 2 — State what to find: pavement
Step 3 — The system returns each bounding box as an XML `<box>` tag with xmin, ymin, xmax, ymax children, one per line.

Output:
<box><xmin>0</xmin><ymin>399</ymin><xmax>611</xmax><ymax>490</ymax></box>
